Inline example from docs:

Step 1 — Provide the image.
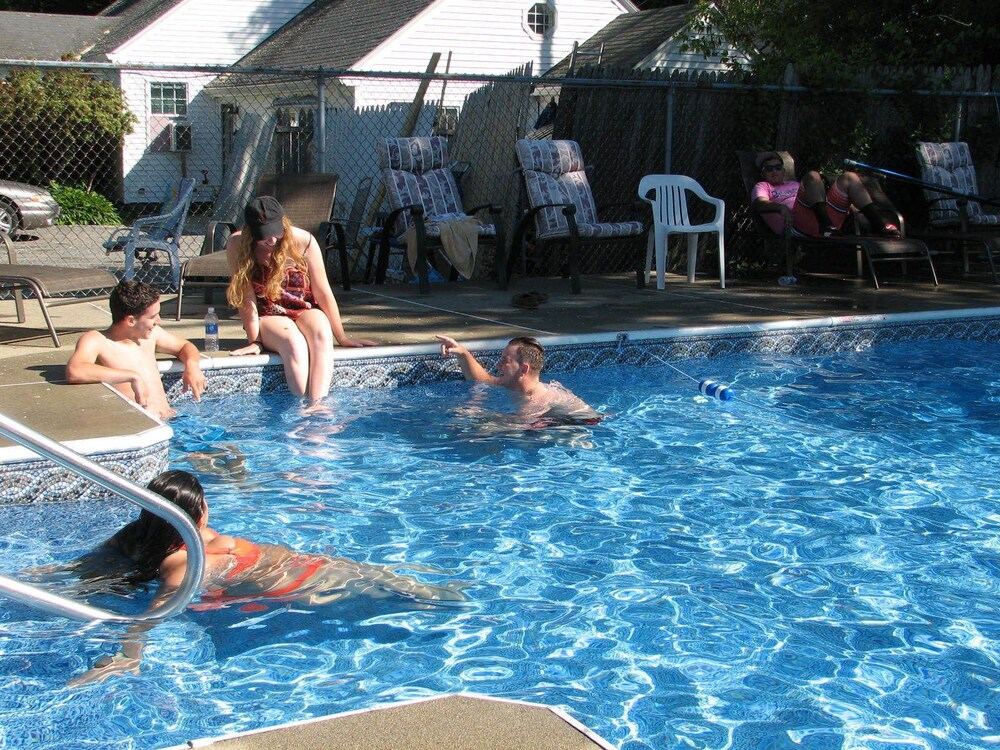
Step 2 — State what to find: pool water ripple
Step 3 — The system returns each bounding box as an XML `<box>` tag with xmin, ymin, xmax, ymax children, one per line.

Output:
<box><xmin>1</xmin><ymin>339</ymin><xmax>1000</xmax><ymax>748</ymax></box>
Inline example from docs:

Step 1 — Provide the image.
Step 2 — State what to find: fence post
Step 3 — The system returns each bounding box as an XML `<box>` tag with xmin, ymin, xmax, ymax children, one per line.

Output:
<box><xmin>317</xmin><ymin>69</ymin><xmax>327</xmax><ymax>173</ymax></box>
<box><xmin>954</xmin><ymin>92</ymin><xmax>964</xmax><ymax>141</ymax></box>
<box><xmin>664</xmin><ymin>83</ymin><xmax>674</xmax><ymax>173</ymax></box>
<box><xmin>777</xmin><ymin>63</ymin><xmax>799</xmax><ymax>148</ymax></box>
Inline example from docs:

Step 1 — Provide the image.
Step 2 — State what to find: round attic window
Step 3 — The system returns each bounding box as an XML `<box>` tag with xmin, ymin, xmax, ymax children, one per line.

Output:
<box><xmin>525</xmin><ymin>3</ymin><xmax>554</xmax><ymax>37</ymax></box>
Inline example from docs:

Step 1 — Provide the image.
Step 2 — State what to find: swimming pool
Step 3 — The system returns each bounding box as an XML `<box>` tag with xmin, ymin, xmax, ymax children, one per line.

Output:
<box><xmin>1</xmin><ymin>334</ymin><xmax>999</xmax><ymax>749</ymax></box>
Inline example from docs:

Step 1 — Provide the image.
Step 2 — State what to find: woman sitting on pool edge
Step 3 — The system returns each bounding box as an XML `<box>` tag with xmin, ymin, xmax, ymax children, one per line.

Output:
<box><xmin>226</xmin><ymin>196</ymin><xmax>377</xmax><ymax>403</ymax></box>
<box><xmin>69</xmin><ymin>470</ymin><xmax>465</xmax><ymax>686</ymax></box>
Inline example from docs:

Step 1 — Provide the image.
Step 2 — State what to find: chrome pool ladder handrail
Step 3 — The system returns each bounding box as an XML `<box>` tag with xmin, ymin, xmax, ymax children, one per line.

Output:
<box><xmin>0</xmin><ymin>412</ymin><xmax>204</xmax><ymax>622</ymax></box>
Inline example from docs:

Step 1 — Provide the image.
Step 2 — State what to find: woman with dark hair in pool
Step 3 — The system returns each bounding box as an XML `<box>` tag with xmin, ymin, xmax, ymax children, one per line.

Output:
<box><xmin>70</xmin><ymin>469</ymin><xmax>465</xmax><ymax>685</ymax></box>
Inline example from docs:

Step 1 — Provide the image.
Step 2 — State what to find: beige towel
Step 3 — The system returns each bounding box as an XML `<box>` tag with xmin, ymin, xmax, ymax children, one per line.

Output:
<box><xmin>406</xmin><ymin>216</ymin><xmax>482</xmax><ymax>279</ymax></box>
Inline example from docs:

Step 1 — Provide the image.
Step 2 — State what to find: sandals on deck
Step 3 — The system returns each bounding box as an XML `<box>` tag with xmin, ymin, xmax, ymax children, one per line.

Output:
<box><xmin>511</xmin><ymin>291</ymin><xmax>550</xmax><ymax>309</ymax></box>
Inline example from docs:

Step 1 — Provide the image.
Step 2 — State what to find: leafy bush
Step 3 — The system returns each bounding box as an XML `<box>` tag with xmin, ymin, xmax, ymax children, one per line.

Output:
<box><xmin>49</xmin><ymin>182</ymin><xmax>122</xmax><ymax>226</ymax></box>
<box><xmin>0</xmin><ymin>68</ymin><xmax>135</xmax><ymax>196</ymax></box>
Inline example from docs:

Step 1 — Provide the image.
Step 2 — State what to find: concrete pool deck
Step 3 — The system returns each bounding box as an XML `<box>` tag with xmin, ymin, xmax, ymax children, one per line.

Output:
<box><xmin>3</xmin><ymin>267</ymin><xmax>1000</xmax><ymax>749</ymax></box>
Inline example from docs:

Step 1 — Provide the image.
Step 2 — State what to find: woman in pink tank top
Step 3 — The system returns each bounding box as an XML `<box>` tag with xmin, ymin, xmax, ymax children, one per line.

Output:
<box><xmin>226</xmin><ymin>196</ymin><xmax>376</xmax><ymax>403</ymax></box>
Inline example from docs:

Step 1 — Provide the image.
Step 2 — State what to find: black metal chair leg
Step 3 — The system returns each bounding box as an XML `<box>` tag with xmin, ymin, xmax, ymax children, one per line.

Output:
<box><xmin>562</xmin><ymin>205</ymin><xmax>582</xmax><ymax>294</ymax></box>
<box><xmin>507</xmin><ymin>215</ymin><xmax>533</xmax><ymax>289</ymax></box>
<box><xmin>412</xmin><ymin>207</ymin><xmax>430</xmax><ymax>295</ymax></box>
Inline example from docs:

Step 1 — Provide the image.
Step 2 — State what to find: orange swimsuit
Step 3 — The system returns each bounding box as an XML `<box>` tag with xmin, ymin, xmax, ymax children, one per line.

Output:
<box><xmin>181</xmin><ymin>537</ymin><xmax>263</xmax><ymax>579</ymax></box>
<box><xmin>184</xmin><ymin>539</ymin><xmax>325</xmax><ymax>611</ymax></box>
<box><xmin>214</xmin><ymin>538</ymin><xmax>263</xmax><ymax>579</ymax></box>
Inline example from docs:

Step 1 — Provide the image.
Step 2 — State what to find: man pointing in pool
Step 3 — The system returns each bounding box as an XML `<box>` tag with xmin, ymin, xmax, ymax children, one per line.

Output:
<box><xmin>436</xmin><ymin>334</ymin><xmax>601</xmax><ymax>426</ymax></box>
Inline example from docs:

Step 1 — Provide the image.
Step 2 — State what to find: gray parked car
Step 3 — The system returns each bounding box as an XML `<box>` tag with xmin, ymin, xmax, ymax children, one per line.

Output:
<box><xmin>0</xmin><ymin>179</ymin><xmax>61</xmax><ymax>235</ymax></box>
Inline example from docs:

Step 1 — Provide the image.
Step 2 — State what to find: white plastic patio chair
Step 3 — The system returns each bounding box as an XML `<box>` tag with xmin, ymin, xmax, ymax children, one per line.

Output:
<box><xmin>638</xmin><ymin>174</ymin><xmax>726</xmax><ymax>289</ymax></box>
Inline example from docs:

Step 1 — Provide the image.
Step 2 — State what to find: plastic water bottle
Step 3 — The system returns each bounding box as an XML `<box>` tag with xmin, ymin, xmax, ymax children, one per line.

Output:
<box><xmin>204</xmin><ymin>306</ymin><xmax>219</xmax><ymax>352</ymax></box>
<box><xmin>777</xmin><ymin>275</ymin><xmax>797</xmax><ymax>286</ymax></box>
<box><xmin>699</xmin><ymin>379</ymin><xmax>735</xmax><ymax>401</ymax></box>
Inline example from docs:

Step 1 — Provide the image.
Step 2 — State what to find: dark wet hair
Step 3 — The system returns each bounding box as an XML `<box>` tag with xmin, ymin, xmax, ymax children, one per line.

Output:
<box><xmin>509</xmin><ymin>336</ymin><xmax>544</xmax><ymax>373</ymax></box>
<box><xmin>104</xmin><ymin>470</ymin><xmax>206</xmax><ymax>583</ymax></box>
<box><xmin>109</xmin><ymin>280</ymin><xmax>160</xmax><ymax>324</ymax></box>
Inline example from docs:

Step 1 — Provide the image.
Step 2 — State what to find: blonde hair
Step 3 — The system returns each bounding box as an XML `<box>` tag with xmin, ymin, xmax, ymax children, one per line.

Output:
<box><xmin>226</xmin><ymin>217</ymin><xmax>307</xmax><ymax>307</ymax></box>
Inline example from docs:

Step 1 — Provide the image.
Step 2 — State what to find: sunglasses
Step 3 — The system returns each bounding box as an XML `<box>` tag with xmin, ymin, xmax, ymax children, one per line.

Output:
<box><xmin>761</xmin><ymin>163</ymin><xmax>784</xmax><ymax>173</ymax></box>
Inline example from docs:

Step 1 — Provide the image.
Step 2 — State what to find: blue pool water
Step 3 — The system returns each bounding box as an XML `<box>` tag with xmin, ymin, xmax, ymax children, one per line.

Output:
<box><xmin>2</xmin><ymin>337</ymin><xmax>1000</xmax><ymax>749</ymax></box>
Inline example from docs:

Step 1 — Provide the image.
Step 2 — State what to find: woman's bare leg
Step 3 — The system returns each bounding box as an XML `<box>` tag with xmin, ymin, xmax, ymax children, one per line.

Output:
<box><xmin>295</xmin><ymin>309</ymin><xmax>335</xmax><ymax>402</ymax></box>
<box><xmin>260</xmin><ymin>316</ymin><xmax>310</xmax><ymax>397</ymax></box>
<box><xmin>302</xmin><ymin>557</ymin><xmax>468</xmax><ymax>604</ymax></box>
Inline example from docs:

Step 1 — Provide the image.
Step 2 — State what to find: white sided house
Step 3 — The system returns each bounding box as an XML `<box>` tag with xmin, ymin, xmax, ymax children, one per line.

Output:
<box><xmin>200</xmin><ymin>0</ymin><xmax>639</xmax><ymax>220</ymax></box>
<box><xmin>3</xmin><ymin>0</ymin><xmax>638</xmax><ymax>209</ymax></box>
<box><xmin>545</xmin><ymin>4</ymin><xmax>749</xmax><ymax>79</ymax></box>
<box><xmin>78</xmin><ymin>0</ymin><xmax>316</xmax><ymax>204</ymax></box>
<box><xmin>232</xmin><ymin>0</ymin><xmax>637</xmax><ymax>108</ymax></box>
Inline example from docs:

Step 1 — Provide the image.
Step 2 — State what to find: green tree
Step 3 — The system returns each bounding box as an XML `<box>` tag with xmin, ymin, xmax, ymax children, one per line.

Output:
<box><xmin>0</xmin><ymin>67</ymin><xmax>135</xmax><ymax>193</ymax></box>
<box><xmin>683</xmin><ymin>0</ymin><xmax>1000</xmax><ymax>85</ymax></box>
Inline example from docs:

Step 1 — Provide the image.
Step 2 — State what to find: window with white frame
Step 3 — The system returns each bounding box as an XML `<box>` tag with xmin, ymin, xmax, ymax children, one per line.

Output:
<box><xmin>525</xmin><ymin>2</ymin><xmax>555</xmax><ymax>37</ymax></box>
<box><xmin>150</xmin><ymin>82</ymin><xmax>188</xmax><ymax>116</ymax></box>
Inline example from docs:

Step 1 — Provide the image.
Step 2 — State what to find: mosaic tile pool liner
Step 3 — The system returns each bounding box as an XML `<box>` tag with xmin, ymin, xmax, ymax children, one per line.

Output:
<box><xmin>5</xmin><ymin>311</ymin><xmax>1000</xmax><ymax>505</ymax></box>
<box><xmin>0</xmin><ymin>442</ymin><xmax>167</xmax><ymax>505</ymax></box>
<box><xmin>164</xmin><ymin>312</ymin><xmax>1000</xmax><ymax>394</ymax></box>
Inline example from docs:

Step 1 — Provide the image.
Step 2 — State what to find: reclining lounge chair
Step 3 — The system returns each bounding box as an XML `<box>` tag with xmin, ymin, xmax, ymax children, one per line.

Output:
<box><xmin>373</xmin><ymin>136</ymin><xmax>504</xmax><ymax>294</ymax></box>
<box><xmin>738</xmin><ymin>151</ymin><xmax>938</xmax><ymax>289</ymax></box>
<box><xmin>509</xmin><ymin>139</ymin><xmax>646</xmax><ymax>294</ymax></box>
<box><xmin>0</xmin><ymin>232</ymin><xmax>118</xmax><ymax>347</ymax></box>
<box><xmin>911</xmin><ymin>141</ymin><xmax>1000</xmax><ymax>283</ymax></box>
<box><xmin>176</xmin><ymin>172</ymin><xmax>348</xmax><ymax>319</ymax></box>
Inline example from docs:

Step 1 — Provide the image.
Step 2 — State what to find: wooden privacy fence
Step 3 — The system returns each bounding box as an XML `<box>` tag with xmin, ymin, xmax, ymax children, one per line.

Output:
<box><xmin>551</xmin><ymin>64</ymin><xmax>1000</xmax><ymax>273</ymax></box>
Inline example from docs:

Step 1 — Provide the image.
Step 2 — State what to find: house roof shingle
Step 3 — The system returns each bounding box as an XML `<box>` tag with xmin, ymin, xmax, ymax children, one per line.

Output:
<box><xmin>0</xmin><ymin>12</ymin><xmax>118</xmax><ymax>60</ymax></box>
<box><xmin>234</xmin><ymin>0</ymin><xmax>437</xmax><ymax>70</ymax></box>
<box><xmin>84</xmin><ymin>0</ymin><xmax>187</xmax><ymax>59</ymax></box>
<box><xmin>545</xmin><ymin>4</ymin><xmax>692</xmax><ymax>77</ymax></box>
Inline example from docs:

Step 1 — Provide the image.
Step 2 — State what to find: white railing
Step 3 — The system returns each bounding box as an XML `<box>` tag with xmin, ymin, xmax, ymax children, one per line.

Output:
<box><xmin>0</xmin><ymin>412</ymin><xmax>204</xmax><ymax>621</ymax></box>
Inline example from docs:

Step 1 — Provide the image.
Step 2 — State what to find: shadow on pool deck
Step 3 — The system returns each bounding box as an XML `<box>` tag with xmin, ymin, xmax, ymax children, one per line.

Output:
<box><xmin>3</xmin><ymin>269</ymin><xmax>1000</xmax><ymax>749</ymax></box>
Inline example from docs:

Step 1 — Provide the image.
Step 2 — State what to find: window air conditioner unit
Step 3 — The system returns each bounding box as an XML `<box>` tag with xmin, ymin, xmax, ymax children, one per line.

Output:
<box><xmin>169</xmin><ymin>123</ymin><xmax>193</xmax><ymax>152</ymax></box>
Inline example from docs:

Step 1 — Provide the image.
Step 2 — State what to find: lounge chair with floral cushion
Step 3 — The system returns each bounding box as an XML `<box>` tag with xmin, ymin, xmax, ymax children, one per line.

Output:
<box><xmin>912</xmin><ymin>141</ymin><xmax>1000</xmax><ymax>283</ymax></box>
<box><xmin>509</xmin><ymin>139</ymin><xmax>646</xmax><ymax>294</ymax></box>
<box><xmin>374</xmin><ymin>136</ymin><xmax>505</xmax><ymax>294</ymax></box>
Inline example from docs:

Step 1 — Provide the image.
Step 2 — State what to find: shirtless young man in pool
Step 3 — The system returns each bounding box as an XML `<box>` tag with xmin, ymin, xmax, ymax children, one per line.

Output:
<box><xmin>66</xmin><ymin>280</ymin><xmax>205</xmax><ymax>419</ymax></box>
<box><xmin>436</xmin><ymin>334</ymin><xmax>601</xmax><ymax>425</ymax></box>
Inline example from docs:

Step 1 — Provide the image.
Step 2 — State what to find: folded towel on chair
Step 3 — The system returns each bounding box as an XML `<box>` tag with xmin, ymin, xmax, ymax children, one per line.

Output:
<box><xmin>406</xmin><ymin>215</ymin><xmax>482</xmax><ymax>279</ymax></box>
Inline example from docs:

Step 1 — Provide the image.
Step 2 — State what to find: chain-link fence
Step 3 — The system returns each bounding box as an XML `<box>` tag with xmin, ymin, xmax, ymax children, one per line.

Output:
<box><xmin>1</xmin><ymin>59</ymin><xmax>998</xmax><ymax>291</ymax></box>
